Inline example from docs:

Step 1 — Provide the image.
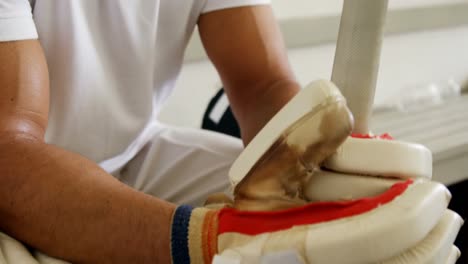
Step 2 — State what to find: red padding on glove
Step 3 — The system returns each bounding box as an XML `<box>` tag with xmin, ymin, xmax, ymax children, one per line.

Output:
<box><xmin>218</xmin><ymin>180</ymin><xmax>412</xmax><ymax>235</ymax></box>
<box><xmin>351</xmin><ymin>133</ymin><xmax>394</xmax><ymax>140</ymax></box>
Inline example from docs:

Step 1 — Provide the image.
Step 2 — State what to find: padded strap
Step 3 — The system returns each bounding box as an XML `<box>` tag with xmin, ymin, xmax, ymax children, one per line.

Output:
<box><xmin>304</xmin><ymin>169</ymin><xmax>400</xmax><ymax>202</ymax></box>
<box><xmin>324</xmin><ymin>135</ymin><xmax>432</xmax><ymax>179</ymax></box>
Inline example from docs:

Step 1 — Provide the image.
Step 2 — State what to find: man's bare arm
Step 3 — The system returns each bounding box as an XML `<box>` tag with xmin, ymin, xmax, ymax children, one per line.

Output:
<box><xmin>0</xmin><ymin>40</ymin><xmax>175</xmax><ymax>263</ymax></box>
<box><xmin>198</xmin><ymin>6</ymin><xmax>301</xmax><ymax>144</ymax></box>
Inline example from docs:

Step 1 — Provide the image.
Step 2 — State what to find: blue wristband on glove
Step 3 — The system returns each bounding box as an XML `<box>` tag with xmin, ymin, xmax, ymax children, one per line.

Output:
<box><xmin>171</xmin><ymin>205</ymin><xmax>194</xmax><ymax>264</ymax></box>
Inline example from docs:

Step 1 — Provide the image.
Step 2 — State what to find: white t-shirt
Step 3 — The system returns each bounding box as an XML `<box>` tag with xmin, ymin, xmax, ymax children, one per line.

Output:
<box><xmin>0</xmin><ymin>0</ymin><xmax>269</xmax><ymax>172</ymax></box>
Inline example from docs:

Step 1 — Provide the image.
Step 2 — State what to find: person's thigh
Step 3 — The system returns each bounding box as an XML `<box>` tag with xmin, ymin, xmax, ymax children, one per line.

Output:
<box><xmin>118</xmin><ymin>125</ymin><xmax>243</xmax><ymax>206</ymax></box>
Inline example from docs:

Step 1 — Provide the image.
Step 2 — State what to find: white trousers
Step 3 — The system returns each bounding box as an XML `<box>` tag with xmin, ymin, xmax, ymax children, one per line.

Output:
<box><xmin>0</xmin><ymin>126</ymin><xmax>243</xmax><ymax>263</ymax></box>
<box><xmin>115</xmin><ymin>125</ymin><xmax>243</xmax><ymax>206</ymax></box>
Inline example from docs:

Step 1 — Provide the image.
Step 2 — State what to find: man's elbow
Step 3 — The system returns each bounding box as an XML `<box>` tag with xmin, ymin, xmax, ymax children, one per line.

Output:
<box><xmin>0</xmin><ymin>119</ymin><xmax>46</xmax><ymax>181</ymax></box>
<box><xmin>0</xmin><ymin>114</ymin><xmax>47</xmax><ymax>143</ymax></box>
<box><xmin>0</xmin><ymin>118</ymin><xmax>47</xmax><ymax>194</ymax></box>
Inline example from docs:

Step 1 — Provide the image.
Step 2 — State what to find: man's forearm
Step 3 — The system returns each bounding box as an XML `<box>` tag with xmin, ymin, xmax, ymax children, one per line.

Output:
<box><xmin>0</xmin><ymin>135</ymin><xmax>175</xmax><ymax>263</ymax></box>
<box><xmin>231</xmin><ymin>78</ymin><xmax>300</xmax><ymax>144</ymax></box>
<box><xmin>0</xmin><ymin>40</ymin><xmax>174</xmax><ymax>263</ymax></box>
<box><xmin>198</xmin><ymin>6</ymin><xmax>301</xmax><ymax>145</ymax></box>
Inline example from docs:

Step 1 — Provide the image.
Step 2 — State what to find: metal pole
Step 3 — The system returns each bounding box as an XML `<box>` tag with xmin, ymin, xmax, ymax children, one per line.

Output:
<box><xmin>331</xmin><ymin>0</ymin><xmax>389</xmax><ymax>134</ymax></box>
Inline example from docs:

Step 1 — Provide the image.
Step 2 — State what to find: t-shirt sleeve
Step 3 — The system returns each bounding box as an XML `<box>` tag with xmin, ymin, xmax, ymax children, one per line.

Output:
<box><xmin>0</xmin><ymin>0</ymin><xmax>38</xmax><ymax>41</ymax></box>
<box><xmin>202</xmin><ymin>0</ymin><xmax>271</xmax><ymax>14</ymax></box>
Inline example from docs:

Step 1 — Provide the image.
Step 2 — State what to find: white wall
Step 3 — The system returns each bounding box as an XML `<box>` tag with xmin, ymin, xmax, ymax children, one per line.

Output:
<box><xmin>159</xmin><ymin>26</ymin><xmax>468</xmax><ymax>127</ymax></box>
<box><xmin>271</xmin><ymin>0</ymin><xmax>468</xmax><ymax>19</ymax></box>
<box><xmin>158</xmin><ymin>2</ymin><xmax>468</xmax><ymax>128</ymax></box>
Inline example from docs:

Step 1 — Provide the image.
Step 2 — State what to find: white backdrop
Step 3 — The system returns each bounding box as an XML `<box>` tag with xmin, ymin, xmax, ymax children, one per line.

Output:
<box><xmin>271</xmin><ymin>0</ymin><xmax>468</xmax><ymax>19</ymax></box>
<box><xmin>159</xmin><ymin>26</ymin><xmax>468</xmax><ymax>127</ymax></box>
<box><xmin>158</xmin><ymin>1</ymin><xmax>468</xmax><ymax>128</ymax></box>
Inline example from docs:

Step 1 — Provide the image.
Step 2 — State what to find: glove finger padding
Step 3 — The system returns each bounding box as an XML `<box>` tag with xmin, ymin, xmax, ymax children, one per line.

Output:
<box><xmin>379</xmin><ymin>210</ymin><xmax>463</xmax><ymax>264</ymax></box>
<box><xmin>446</xmin><ymin>247</ymin><xmax>462</xmax><ymax>264</ymax></box>
<box><xmin>176</xmin><ymin>180</ymin><xmax>452</xmax><ymax>264</ymax></box>
<box><xmin>213</xmin><ymin>209</ymin><xmax>462</xmax><ymax>264</ymax></box>
<box><xmin>304</xmin><ymin>134</ymin><xmax>463</xmax><ymax>264</ymax></box>
<box><xmin>229</xmin><ymin>80</ymin><xmax>353</xmax><ymax>211</ymax></box>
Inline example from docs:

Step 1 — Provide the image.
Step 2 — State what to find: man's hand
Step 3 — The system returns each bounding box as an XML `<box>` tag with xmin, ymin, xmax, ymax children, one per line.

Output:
<box><xmin>172</xmin><ymin>80</ymin><xmax>460</xmax><ymax>263</ymax></box>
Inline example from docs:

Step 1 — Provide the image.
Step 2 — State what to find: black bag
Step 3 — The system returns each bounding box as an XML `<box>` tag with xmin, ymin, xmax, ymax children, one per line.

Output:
<box><xmin>201</xmin><ymin>88</ymin><xmax>241</xmax><ymax>139</ymax></box>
